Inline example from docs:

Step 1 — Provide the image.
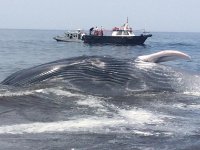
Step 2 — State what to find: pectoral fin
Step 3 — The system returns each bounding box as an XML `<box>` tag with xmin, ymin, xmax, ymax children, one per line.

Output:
<box><xmin>137</xmin><ymin>50</ymin><xmax>191</xmax><ymax>63</ymax></box>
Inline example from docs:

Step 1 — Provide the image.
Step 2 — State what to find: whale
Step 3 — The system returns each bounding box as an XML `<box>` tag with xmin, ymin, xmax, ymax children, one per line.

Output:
<box><xmin>1</xmin><ymin>50</ymin><xmax>191</xmax><ymax>95</ymax></box>
<box><xmin>0</xmin><ymin>50</ymin><xmax>199</xmax><ymax>150</ymax></box>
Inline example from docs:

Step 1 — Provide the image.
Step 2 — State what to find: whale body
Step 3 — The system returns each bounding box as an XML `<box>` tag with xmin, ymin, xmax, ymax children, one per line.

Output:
<box><xmin>1</xmin><ymin>50</ymin><xmax>191</xmax><ymax>95</ymax></box>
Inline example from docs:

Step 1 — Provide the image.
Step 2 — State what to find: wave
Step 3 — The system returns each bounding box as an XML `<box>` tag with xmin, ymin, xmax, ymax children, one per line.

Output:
<box><xmin>0</xmin><ymin>104</ymin><xmax>196</xmax><ymax>137</ymax></box>
<box><xmin>168</xmin><ymin>42</ymin><xmax>194</xmax><ymax>47</ymax></box>
<box><xmin>0</xmin><ymin>107</ymin><xmax>173</xmax><ymax>136</ymax></box>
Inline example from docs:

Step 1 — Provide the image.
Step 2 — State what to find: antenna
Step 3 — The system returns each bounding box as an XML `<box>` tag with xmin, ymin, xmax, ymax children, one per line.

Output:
<box><xmin>127</xmin><ymin>17</ymin><xmax>128</xmax><ymax>23</ymax></box>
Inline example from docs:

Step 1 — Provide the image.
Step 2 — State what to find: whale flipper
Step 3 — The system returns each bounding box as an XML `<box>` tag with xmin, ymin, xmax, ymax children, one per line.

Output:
<box><xmin>137</xmin><ymin>50</ymin><xmax>191</xmax><ymax>63</ymax></box>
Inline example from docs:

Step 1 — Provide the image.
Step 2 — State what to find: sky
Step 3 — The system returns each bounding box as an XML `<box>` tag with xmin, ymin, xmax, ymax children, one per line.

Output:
<box><xmin>0</xmin><ymin>0</ymin><xmax>199</xmax><ymax>32</ymax></box>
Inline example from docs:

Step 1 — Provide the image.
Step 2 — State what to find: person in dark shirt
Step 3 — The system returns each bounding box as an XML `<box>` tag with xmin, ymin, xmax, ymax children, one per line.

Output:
<box><xmin>89</xmin><ymin>27</ymin><xmax>94</xmax><ymax>35</ymax></box>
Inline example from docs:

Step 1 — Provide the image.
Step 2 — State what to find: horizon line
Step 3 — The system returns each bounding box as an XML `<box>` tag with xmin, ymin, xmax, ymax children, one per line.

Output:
<box><xmin>0</xmin><ymin>27</ymin><xmax>199</xmax><ymax>34</ymax></box>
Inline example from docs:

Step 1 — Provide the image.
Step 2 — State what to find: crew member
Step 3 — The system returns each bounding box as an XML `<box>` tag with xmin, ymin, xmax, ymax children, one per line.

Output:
<box><xmin>94</xmin><ymin>26</ymin><xmax>99</xmax><ymax>36</ymax></box>
<box><xmin>89</xmin><ymin>27</ymin><xmax>94</xmax><ymax>35</ymax></box>
<box><xmin>100</xmin><ymin>26</ymin><xmax>103</xmax><ymax>36</ymax></box>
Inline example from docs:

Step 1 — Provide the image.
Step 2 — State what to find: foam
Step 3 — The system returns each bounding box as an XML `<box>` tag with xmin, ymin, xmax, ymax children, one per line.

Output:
<box><xmin>0</xmin><ymin>117</ymin><xmax>160</xmax><ymax>136</ymax></box>
<box><xmin>0</xmin><ymin>117</ymin><xmax>124</xmax><ymax>134</ymax></box>
<box><xmin>0</xmin><ymin>90</ymin><xmax>34</xmax><ymax>97</ymax></box>
<box><xmin>119</xmin><ymin>108</ymin><xmax>164</xmax><ymax>125</ymax></box>
<box><xmin>184</xmin><ymin>91</ymin><xmax>200</xmax><ymax>96</ymax></box>
<box><xmin>0</xmin><ymin>107</ymin><xmax>175</xmax><ymax>136</ymax></box>
<box><xmin>36</xmin><ymin>88</ymin><xmax>106</xmax><ymax>108</ymax></box>
<box><xmin>35</xmin><ymin>88</ymin><xmax>82</xmax><ymax>97</ymax></box>
<box><xmin>173</xmin><ymin>103</ymin><xmax>200</xmax><ymax>110</ymax></box>
<box><xmin>0</xmin><ymin>87</ymin><xmax>83</xmax><ymax>98</ymax></box>
<box><xmin>91</xmin><ymin>59</ymin><xmax>106</xmax><ymax>69</ymax></box>
<box><xmin>76</xmin><ymin>96</ymin><xmax>105</xmax><ymax>108</ymax></box>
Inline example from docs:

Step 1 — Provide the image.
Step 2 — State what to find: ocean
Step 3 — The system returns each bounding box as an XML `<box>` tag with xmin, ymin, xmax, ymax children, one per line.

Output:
<box><xmin>0</xmin><ymin>29</ymin><xmax>200</xmax><ymax>150</ymax></box>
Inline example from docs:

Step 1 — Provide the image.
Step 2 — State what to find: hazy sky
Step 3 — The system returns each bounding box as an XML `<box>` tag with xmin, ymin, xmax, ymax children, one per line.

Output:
<box><xmin>0</xmin><ymin>0</ymin><xmax>199</xmax><ymax>32</ymax></box>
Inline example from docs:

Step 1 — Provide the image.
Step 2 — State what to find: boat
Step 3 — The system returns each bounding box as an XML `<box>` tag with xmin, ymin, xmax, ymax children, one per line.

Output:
<box><xmin>82</xmin><ymin>20</ymin><xmax>152</xmax><ymax>45</ymax></box>
<box><xmin>53</xmin><ymin>29</ymin><xmax>85</xmax><ymax>42</ymax></box>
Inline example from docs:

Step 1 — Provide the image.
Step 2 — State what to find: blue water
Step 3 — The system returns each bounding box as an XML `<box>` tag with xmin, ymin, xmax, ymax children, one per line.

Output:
<box><xmin>0</xmin><ymin>29</ymin><xmax>200</xmax><ymax>149</ymax></box>
<box><xmin>1</xmin><ymin>30</ymin><xmax>200</xmax><ymax>79</ymax></box>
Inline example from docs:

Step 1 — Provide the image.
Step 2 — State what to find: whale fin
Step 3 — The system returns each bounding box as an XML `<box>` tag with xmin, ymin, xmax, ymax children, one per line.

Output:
<box><xmin>137</xmin><ymin>50</ymin><xmax>191</xmax><ymax>63</ymax></box>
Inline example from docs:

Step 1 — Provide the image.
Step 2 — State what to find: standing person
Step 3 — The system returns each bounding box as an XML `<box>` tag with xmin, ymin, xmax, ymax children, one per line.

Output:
<box><xmin>89</xmin><ymin>27</ymin><xmax>94</xmax><ymax>35</ymax></box>
<box><xmin>94</xmin><ymin>26</ymin><xmax>99</xmax><ymax>36</ymax></box>
<box><xmin>100</xmin><ymin>26</ymin><xmax>103</xmax><ymax>36</ymax></box>
<box><xmin>77</xmin><ymin>29</ymin><xmax>81</xmax><ymax>39</ymax></box>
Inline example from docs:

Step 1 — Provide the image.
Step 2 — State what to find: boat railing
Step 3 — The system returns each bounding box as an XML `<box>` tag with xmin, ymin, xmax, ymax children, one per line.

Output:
<box><xmin>100</xmin><ymin>29</ymin><xmax>150</xmax><ymax>36</ymax></box>
<box><xmin>78</xmin><ymin>29</ymin><xmax>151</xmax><ymax>36</ymax></box>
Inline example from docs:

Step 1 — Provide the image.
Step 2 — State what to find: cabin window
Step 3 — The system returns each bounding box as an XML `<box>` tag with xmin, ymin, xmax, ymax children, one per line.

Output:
<box><xmin>123</xmin><ymin>31</ymin><xmax>128</xmax><ymax>35</ymax></box>
<box><xmin>116</xmin><ymin>31</ymin><xmax>122</xmax><ymax>35</ymax></box>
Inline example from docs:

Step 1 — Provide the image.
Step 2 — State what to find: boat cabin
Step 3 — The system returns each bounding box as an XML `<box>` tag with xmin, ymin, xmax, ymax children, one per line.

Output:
<box><xmin>65</xmin><ymin>30</ymin><xmax>82</xmax><ymax>39</ymax></box>
<box><xmin>112</xmin><ymin>22</ymin><xmax>135</xmax><ymax>36</ymax></box>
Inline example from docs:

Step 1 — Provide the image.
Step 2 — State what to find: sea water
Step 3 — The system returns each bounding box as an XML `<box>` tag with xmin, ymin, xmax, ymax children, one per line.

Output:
<box><xmin>0</xmin><ymin>29</ymin><xmax>200</xmax><ymax>149</ymax></box>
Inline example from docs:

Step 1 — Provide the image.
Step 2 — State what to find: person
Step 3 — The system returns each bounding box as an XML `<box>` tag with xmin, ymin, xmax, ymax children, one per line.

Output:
<box><xmin>77</xmin><ymin>29</ymin><xmax>81</xmax><ymax>39</ymax></box>
<box><xmin>94</xmin><ymin>26</ymin><xmax>99</xmax><ymax>36</ymax></box>
<box><xmin>99</xmin><ymin>26</ymin><xmax>103</xmax><ymax>36</ymax></box>
<box><xmin>89</xmin><ymin>27</ymin><xmax>94</xmax><ymax>35</ymax></box>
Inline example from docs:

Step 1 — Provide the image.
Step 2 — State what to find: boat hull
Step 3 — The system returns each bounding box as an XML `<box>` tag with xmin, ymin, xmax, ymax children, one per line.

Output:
<box><xmin>53</xmin><ymin>36</ymin><xmax>82</xmax><ymax>43</ymax></box>
<box><xmin>83</xmin><ymin>34</ymin><xmax>152</xmax><ymax>45</ymax></box>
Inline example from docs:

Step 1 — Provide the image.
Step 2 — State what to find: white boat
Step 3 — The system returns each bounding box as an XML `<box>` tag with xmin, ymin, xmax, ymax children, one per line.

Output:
<box><xmin>53</xmin><ymin>29</ymin><xmax>85</xmax><ymax>42</ymax></box>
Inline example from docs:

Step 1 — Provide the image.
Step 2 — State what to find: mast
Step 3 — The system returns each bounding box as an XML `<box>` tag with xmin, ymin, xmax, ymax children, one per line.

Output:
<box><xmin>124</xmin><ymin>17</ymin><xmax>129</xmax><ymax>30</ymax></box>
